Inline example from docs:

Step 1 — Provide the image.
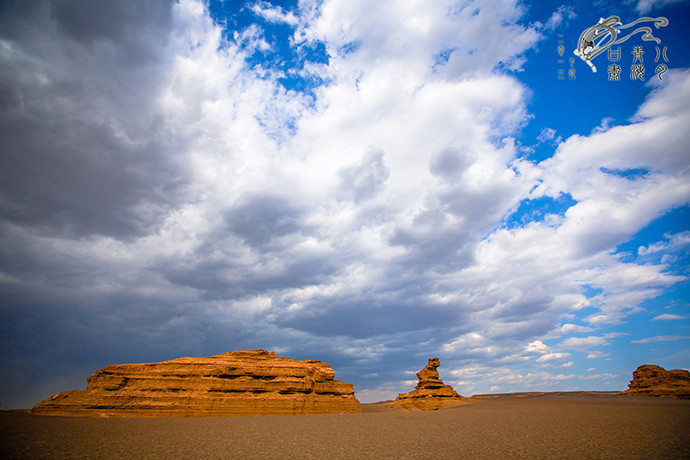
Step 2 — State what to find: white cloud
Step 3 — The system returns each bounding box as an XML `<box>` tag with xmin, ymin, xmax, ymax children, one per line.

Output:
<box><xmin>537</xmin><ymin>127</ymin><xmax>556</xmax><ymax>142</ymax></box>
<box><xmin>442</xmin><ymin>68</ymin><xmax>690</xmax><ymax>342</ymax></box>
<box><xmin>526</xmin><ymin>340</ymin><xmax>550</xmax><ymax>354</ymax></box>
<box><xmin>250</xmin><ymin>2</ymin><xmax>299</xmax><ymax>26</ymax></box>
<box><xmin>634</xmin><ymin>0</ymin><xmax>687</xmax><ymax>14</ymax></box>
<box><xmin>652</xmin><ymin>314</ymin><xmax>688</xmax><ymax>321</ymax></box>
<box><xmin>539</xmin><ymin>361</ymin><xmax>574</xmax><ymax>369</ymax></box>
<box><xmin>309</xmin><ymin>0</ymin><xmax>541</xmax><ymax>78</ymax></box>
<box><xmin>560</xmin><ymin>332</ymin><xmax>629</xmax><ymax>352</ymax></box>
<box><xmin>543</xmin><ymin>5</ymin><xmax>577</xmax><ymax>31</ymax></box>
<box><xmin>586</xmin><ymin>351</ymin><xmax>611</xmax><ymax>360</ymax></box>
<box><xmin>559</xmin><ymin>324</ymin><xmax>594</xmax><ymax>335</ymax></box>
<box><xmin>632</xmin><ymin>335</ymin><xmax>690</xmax><ymax>344</ymax></box>
<box><xmin>561</xmin><ymin>336</ymin><xmax>609</xmax><ymax>350</ymax></box>
<box><xmin>441</xmin><ymin>333</ymin><xmax>510</xmax><ymax>359</ymax></box>
<box><xmin>638</xmin><ymin>231</ymin><xmax>690</xmax><ymax>256</ymax></box>
<box><xmin>504</xmin><ymin>71</ymin><xmax>690</xmax><ymax>333</ymax></box>
<box><xmin>536</xmin><ymin>352</ymin><xmax>572</xmax><ymax>363</ymax></box>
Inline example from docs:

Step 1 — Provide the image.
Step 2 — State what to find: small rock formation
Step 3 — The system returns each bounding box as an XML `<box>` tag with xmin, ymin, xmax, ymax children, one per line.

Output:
<box><xmin>393</xmin><ymin>358</ymin><xmax>466</xmax><ymax>410</ymax></box>
<box><xmin>32</xmin><ymin>350</ymin><xmax>361</xmax><ymax>416</ymax></box>
<box><xmin>620</xmin><ymin>364</ymin><xmax>690</xmax><ymax>399</ymax></box>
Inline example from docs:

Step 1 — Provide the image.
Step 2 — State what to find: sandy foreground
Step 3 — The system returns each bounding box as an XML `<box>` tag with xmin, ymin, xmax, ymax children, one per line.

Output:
<box><xmin>1</xmin><ymin>394</ymin><xmax>689</xmax><ymax>459</ymax></box>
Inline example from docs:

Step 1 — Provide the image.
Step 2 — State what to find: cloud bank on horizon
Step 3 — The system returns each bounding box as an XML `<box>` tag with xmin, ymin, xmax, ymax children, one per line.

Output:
<box><xmin>0</xmin><ymin>0</ymin><xmax>689</xmax><ymax>408</ymax></box>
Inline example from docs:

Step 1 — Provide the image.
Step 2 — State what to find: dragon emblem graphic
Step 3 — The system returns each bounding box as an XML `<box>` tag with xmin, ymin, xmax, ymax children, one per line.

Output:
<box><xmin>574</xmin><ymin>16</ymin><xmax>668</xmax><ymax>72</ymax></box>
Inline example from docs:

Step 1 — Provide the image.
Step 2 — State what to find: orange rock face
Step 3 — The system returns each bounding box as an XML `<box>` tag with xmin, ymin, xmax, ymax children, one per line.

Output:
<box><xmin>620</xmin><ymin>364</ymin><xmax>690</xmax><ymax>399</ymax></box>
<box><xmin>394</xmin><ymin>358</ymin><xmax>466</xmax><ymax>410</ymax></box>
<box><xmin>31</xmin><ymin>350</ymin><xmax>361</xmax><ymax>416</ymax></box>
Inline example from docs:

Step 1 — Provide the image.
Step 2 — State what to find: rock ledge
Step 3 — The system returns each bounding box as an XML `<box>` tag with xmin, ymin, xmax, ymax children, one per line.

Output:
<box><xmin>32</xmin><ymin>349</ymin><xmax>361</xmax><ymax>416</ymax></box>
<box><xmin>393</xmin><ymin>358</ymin><xmax>466</xmax><ymax>410</ymax></box>
<box><xmin>620</xmin><ymin>364</ymin><xmax>690</xmax><ymax>399</ymax></box>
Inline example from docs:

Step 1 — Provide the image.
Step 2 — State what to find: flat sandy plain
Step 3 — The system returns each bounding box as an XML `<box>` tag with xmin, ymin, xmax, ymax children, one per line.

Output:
<box><xmin>2</xmin><ymin>393</ymin><xmax>689</xmax><ymax>459</ymax></box>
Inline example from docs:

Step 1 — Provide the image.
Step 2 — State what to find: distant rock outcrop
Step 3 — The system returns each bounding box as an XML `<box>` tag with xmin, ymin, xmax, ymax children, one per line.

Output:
<box><xmin>393</xmin><ymin>358</ymin><xmax>466</xmax><ymax>410</ymax></box>
<box><xmin>620</xmin><ymin>364</ymin><xmax>690</xmax><ymax>399</ymax></box>
<box><xmin>32</xmin><ymin>350</ymin><xmax>361</xmax><ymax>416</ymax></box>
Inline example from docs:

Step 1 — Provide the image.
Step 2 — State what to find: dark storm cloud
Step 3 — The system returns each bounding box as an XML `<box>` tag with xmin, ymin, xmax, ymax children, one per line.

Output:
<box><xmin>154</xmin><ymin>191</ymin><xmax>339</xmax><ymax>299</ymax></box>
<box><xmin>0</xmin><ymin>118</ymin><xmax>183</xmax><ymax>238</ymax></box>
<box><xmin>160</xmin><ymin>249</ymin><xmax>339</xmax><ymax>300</ymax></box>
<box><xmin>0</xmin><ymin>0</ymin><xmax>182</xmax><ymax>239</ymax></box>
<box><xmin>0</xmin><ymin>279</ymin><xmax>264</xmax><ymax>407</ymax></box>
<box><xmin>275</xmin><ymin>295</ymin><xmax>464</xmax><ymax>338</ymax></box>
<box><xmin>0</xmin><ymin>0</ymin><xmax>172</xmax><ymax>58</ymax></box>
<box><xmin>49</xmin><ymin>0</ymin><xmax>171</xmax><ymax>48</ymax></box>
<box><xmin>223</xmin><ymin>192</ymin><xmax>307</xmax><ymax>248</ymax></box>
<box><xmin>0</xmin><ymin>0</ymin><xmax>190</xmax><ymax>407</ymax></box>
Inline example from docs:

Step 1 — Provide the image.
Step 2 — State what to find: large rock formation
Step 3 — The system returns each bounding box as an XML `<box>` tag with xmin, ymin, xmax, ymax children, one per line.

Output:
<box><xmin>620</xmin><ymin>364</ymin><xmax>690</xmax><ymax>399</ymax></box>
<box><xmin>393</xmin><ymin>358</ymin><xmax>466</xmax><ymax>410</ymax></box>
<box><xmin>32</xmin><ymin>350</ymin><xmax>361</xmax><ymax>416</ymax></box>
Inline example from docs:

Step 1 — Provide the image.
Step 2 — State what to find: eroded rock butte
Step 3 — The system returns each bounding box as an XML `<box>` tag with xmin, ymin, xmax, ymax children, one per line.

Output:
<box><xmin>32</xmin><ymin>350</ymin><xmax>361</xmax><ymax>416</ymax></box>
<box><xmin>393</xmin><ymin>357</ymin><xmax>466</xmax><ymax>410</ymax></box>
<box><xmin>620</xmin><ymin>364</ymin><xmax>690</xmax><ymax>399</ymax></box>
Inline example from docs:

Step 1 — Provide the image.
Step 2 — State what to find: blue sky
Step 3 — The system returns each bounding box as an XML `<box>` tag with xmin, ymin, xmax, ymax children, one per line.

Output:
<box><xmin>0</xmin><ymin>0</ymin><xmax>689</xmax><ymax>408</ymax></box>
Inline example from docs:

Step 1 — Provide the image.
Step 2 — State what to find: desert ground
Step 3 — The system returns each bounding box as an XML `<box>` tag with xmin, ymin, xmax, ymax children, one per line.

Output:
<box><xmin>2</xmin><ymin>393</ymin><xmax>689</xmax><ymax>459</ymax></box>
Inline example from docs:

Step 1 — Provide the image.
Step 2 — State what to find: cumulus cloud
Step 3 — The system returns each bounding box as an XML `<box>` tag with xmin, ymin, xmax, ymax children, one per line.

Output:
<box><xmin>308</xmin><ymin>0</ymin><xmax>541</xmax><ymax>78</ymax></box>
<box><xmin>526</xmin><ymin>340</ymin><xmax>550</xmax><ymax>354</ymax></box>
<box><xmin>337</xmin><ymin>148</ymin><xmax>390</xmax><ymax>204</ymax></box>
<box><xmin>536</xmin><ymin>352</ymin><xmax>572</xmax><ymax>363</ymax></box>
<box><xmin>558</xmin><ymin>324</ymin><xmax>594</xmax><ymax>335</ymax></box>
<box><xmin>429</xmin><ymin>146</ymin><xmax>476</xmax><ymax>182</ymax></box>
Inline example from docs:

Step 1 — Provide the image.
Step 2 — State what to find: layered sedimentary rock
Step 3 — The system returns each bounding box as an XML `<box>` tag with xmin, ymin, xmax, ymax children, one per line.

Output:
<box><xmin>32</xmin><ymin>350</ymin><xmax>361</xmax><ymax>416</ymax></box>
<box><xmin>620</xmin><ymin>364</ymin><xmax>690</xmax><ymax>399</ymax></box>
<box><xmin>394</xmin><ymin>358</ymin><xmax>466</xmax><ymax>410</ymax></box>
